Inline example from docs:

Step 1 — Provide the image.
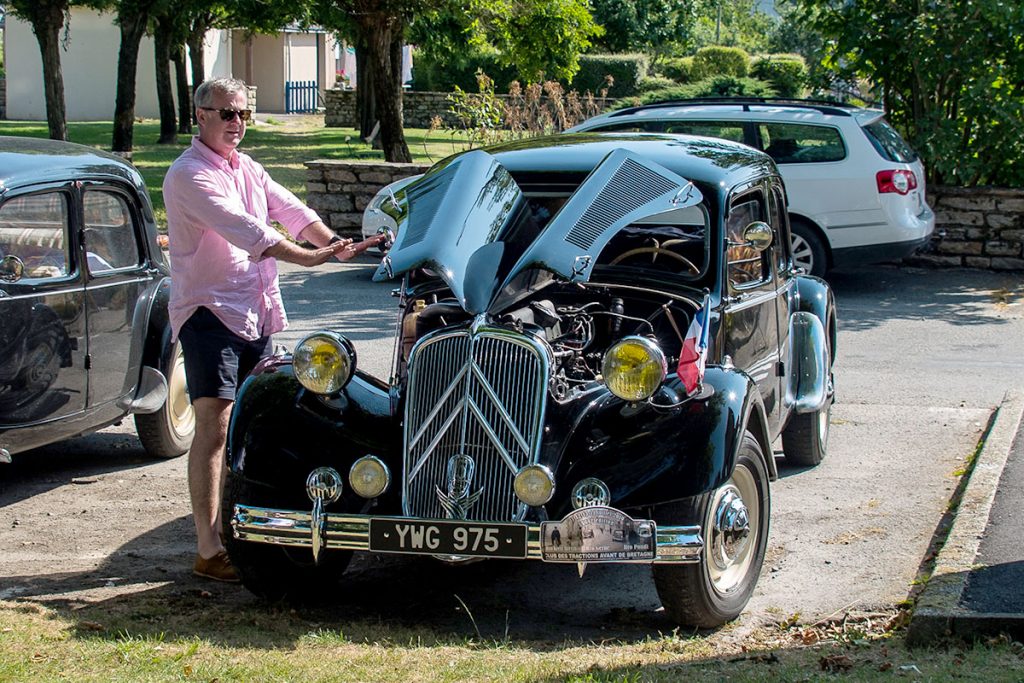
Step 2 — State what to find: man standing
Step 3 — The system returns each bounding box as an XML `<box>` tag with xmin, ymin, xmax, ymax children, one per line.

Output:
<box><xmin>163</xmin><ymin>77</ymin><xmax>377</xmax><ymax>582</ymax></box>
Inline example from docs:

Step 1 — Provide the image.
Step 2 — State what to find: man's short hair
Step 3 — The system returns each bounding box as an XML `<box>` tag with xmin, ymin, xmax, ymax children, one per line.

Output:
<box><xmin>194</xmin><ymin>78</ymin><xmax>248</xmax><ymax>110</ymax></box>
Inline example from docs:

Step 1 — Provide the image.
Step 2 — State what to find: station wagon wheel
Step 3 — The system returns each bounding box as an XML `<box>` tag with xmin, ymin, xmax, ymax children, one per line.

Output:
<box><xmin>136</xmin><ymin>342</ymin><xmax>195</xmax><ymax>459</ymax></box>
<box><xmin>652</xmin><ymin>432</ymin><xmax>770</xmax><ymax>628</ymax></box>
<box><xmin>789</xmin><ymin>220</ymin><xmax>828</xmax><ymax>278</ymax></box>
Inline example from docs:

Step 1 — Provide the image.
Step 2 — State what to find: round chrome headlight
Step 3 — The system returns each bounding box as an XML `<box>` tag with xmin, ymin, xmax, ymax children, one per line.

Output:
<box><xmin>514</xmin><ymin>464</ymin><xmax>555</xmax><ymax>506</ymax></box>
<box><xmin>293</xmin><ymin>332</ymin><xmax>355</xmax><ymax>395</ymax></box>
<box><xmin>601</xmin><ymin>336</ymin><xmax>667</xmax><ymax>401</ymax></box>
<box><xmin>349</xmin><ymin>455</ymin><xmax>391</xmax><ymax>499</ymax></box>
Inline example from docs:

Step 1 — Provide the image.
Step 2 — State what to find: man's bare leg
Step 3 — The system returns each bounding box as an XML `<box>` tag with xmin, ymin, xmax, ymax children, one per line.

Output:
<box><xmin>188</xmin><ymin>396</ymin><xmax>234</xmax><ymax>559</ymax></box>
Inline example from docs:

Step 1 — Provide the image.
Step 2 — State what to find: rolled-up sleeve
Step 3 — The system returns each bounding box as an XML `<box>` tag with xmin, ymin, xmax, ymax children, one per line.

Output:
<box><xmin>171</xmin><ymin>167</ymin><xmax>284</xmax><ymax>259</ymax></box>
<box><xmin>262</xmin><ymin>169</ymin><xmax>322</xmax><ymax>239</ymax></box>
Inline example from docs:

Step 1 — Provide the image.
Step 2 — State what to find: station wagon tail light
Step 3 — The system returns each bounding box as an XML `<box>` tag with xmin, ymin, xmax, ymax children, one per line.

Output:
<box><xmin>293</xmin><ymin>332</ymin><xmax>355</xmax><ymax>395</ymax></box>
<box><xmin>601</xmin><ymin>336</ymin><xmax>667</xmax><ymax>402</ymax></box>
<box><xmin>876</xmin><ymin>169</ymin><xmax>918</xmax><ymax>195</ymax></box>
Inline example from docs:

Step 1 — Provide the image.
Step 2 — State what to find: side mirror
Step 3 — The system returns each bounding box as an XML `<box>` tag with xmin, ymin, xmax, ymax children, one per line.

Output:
<box><xmin>0</xmin><ymin>255</ymin><xmax>25</xmax><ymax>283</ymax></box>
<box><xmin>743</xmin><ymin>221</ymin><xmax>773</xmax><ymax>252</ymax></box>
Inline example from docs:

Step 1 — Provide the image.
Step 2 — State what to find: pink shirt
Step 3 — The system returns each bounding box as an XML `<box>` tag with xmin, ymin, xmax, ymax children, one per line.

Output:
<box><xmin>163</xmin><ymin>137</ymin><xmax>320</xmax><ymax>341</ymax></box>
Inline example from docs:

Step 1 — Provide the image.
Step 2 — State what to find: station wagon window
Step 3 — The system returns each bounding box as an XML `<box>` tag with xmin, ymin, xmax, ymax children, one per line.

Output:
<box><xmin>83</xmin><ymin>191</ymin><xmax>140</xmax><ymax>273</ymax></box>
<box><xmin>662</xmin><ymin>121</ymin><xmax>746</xmax><ymax>143</ymax></box>
<box><xmin>726</xmin><ymin>194</ymin><xmax>767</xmax><ymax>287</ymax></box>
<box><xmin>0</xmin><ymin>192</ymin><xmax>70</xmax><ymax>280</ymax></box>
<box><xmin>758</xmin><ymin>123</ymin><xmax>845</xmax><ymax>164</ymax></box>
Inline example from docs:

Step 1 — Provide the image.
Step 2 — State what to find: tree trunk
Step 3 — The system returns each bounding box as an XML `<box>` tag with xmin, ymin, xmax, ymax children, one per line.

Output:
<box><xmin>172</xmin><ymin>44</ymin><xmax>192</xmax><ymax>134</ymax></box>
<box><xmin>153</xmin><ymin>15</ymin><xmax>177</xmax><ymax>144</ymax></box>
<box><xmin>26</xmin><ymin>3</ymin><xmax>69</xmax><ymax>141</ymax></box>
<box><xmin>359</xmin><ymin>14</ymin><xmax>410</xmax><ymax>163</ymax></box>
<box><xmin>356</xmin><ymin>44</ymin><xmax>376</xmax><ymax>140</ymax></box>
<box><xmin>112</xmin><ymin>12</ymin><xmax>151</xmax><ymax>153</ymax></box>
<box><xmin>186</xmin><ymin>27</ymin><xmax>208</xmax><ymax>125</ymax></box>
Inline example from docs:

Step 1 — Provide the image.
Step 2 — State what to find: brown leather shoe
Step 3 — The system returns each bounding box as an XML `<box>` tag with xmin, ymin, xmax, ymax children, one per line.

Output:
<box><xmin>193</xmin><ymin>550</ymin><xmax>240</xmax><ymax>583</ymax></box>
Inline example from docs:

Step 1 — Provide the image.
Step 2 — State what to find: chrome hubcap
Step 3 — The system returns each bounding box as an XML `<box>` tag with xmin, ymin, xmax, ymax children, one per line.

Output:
<box><xmin>706</xmin><ymin>465</ymin><xmax>758</xmax><ymax>595</ymax></box>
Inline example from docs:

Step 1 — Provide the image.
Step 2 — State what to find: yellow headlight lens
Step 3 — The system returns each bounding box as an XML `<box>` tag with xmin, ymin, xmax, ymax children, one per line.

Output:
<box><xmin>601</xmin><ymin>336</ymin><xmax>667</xmax><ymax>401</ymax></box>
<box><xmin>293</xmin><ymin>332</ymin><xmax>354</xmax><ymax>395</ymax></box>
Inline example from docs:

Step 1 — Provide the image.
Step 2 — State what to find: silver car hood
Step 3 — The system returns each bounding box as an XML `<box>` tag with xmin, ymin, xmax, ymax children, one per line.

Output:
<box><xmin>373</xmin><ymin>147</ymin><xmax>703</xmax><ymax>315</ymax></box>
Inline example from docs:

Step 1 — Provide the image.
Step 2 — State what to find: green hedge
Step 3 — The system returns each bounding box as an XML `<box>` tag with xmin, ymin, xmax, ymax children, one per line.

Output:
<box><xmin>410</xmin><ymin>48</ymin><xmax>520</xmax><ymax>93</ymax></box>
<box><xmin>614</xmin><ymin>75</ymin><xmax>777</xmax><ymax>109</ymax></box>
<box><xmin>569</xmin><ymin>53</ymin><xmax>650</xmax><ymax>97</ymax></box>
<box><xmin>637</xmin><ymin>76</ymin><xmax>677</xmax><ymax>93</ymax></box>
<box><xmin>691</xmin><ymin>46</ymin><xmax>751</xmax><ymax>80</ymax></box>
<box><xmin>655</xmin><ymin>57</ymin><xmax>695</xmax><ymax>83</ymax></box>
<box><xmin>750</xmin><ymin>54</ymin><xmax>807</xmax><ymax>98</ymax></box>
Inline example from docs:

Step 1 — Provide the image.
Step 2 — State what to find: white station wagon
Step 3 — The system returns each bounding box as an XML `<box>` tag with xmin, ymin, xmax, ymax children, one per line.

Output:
<box><xmin>566</xmin><ymin>98</ymin><xmax>935</xmax><ymax>277</ymax></box>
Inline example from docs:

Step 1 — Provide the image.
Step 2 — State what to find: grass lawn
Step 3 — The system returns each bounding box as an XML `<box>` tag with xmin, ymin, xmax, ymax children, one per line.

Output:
<box><xmin>0</xmin><ymin>117</ymin><xmax>471</xmax><ymax>227</ymax></box>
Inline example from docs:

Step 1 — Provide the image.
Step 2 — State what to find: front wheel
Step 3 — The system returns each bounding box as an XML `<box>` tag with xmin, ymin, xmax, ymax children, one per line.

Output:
<box><xmin>652</xmin><ymin>433</ymin><xmax>770</xmax><ymax>628</ymax></box>
<box><xmin>136</xmin><ymin>341</ymin><xmax>194</xmax><ymax>459</ymax></box>
<box><xmin>222</xmin><ymin>472</ymin><xmax>352</xmax><ymax>602</ymax></box>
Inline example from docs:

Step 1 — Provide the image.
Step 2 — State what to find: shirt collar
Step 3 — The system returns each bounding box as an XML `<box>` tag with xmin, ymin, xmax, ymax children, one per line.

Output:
<box><xmin>191</xmin><ymin>136</ymin><xmax>240</xmax><ymax>170</ymax></box>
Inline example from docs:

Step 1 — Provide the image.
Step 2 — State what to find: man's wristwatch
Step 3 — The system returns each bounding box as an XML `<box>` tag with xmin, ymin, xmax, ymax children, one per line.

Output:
<box><xmin>328</xmin><ymin>235</ymin><xmax>344</xmax><ymax>245</ymax></box>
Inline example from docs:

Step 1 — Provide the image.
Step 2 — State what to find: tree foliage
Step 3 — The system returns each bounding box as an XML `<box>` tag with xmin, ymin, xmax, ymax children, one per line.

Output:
<box><xmin>795</xmin><ymin>0</ymin><xmax>1024</xmax><ymax>187</ymax></box>
<box><xmin>588</xmin><ymin>0</ymin><xmax>692</xmax><ymax>56</ymax></box>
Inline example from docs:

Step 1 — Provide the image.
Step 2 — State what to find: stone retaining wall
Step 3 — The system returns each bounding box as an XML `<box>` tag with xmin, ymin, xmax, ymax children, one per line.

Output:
<box><xmin>305</xmin><ymin>159</ymin><xmax>429</xmax><ymax>235</ymax></box>
<box><xmin>306</xmin><ymin>160</ymin><xmax>1024</xmax><ymax>271</ymax></box>
<box><xmin>324</xmin><ymin>88</ymin><xmax>616</xmax><ymax>130</ymax></box>
<box><xmin>909</xmin><ymin>187</ymin><xmax>1024</xmax><ymax>270</ymax></box>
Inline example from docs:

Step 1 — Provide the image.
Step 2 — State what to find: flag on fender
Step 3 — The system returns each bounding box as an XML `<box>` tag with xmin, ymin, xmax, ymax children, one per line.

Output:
<box><xmin>677</xmin><ymin>295</ymin><xmax>710</xmax><ymax>395</ymax></box>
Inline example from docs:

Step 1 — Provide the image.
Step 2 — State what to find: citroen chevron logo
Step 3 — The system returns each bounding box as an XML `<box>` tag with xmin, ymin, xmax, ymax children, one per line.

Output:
<box><xmin>436</xmin><ymin>454</ymin><xmax>484</xmax><ymax>519</ymax></box>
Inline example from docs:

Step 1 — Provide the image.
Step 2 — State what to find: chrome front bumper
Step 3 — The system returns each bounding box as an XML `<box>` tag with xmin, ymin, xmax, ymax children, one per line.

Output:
<box><xmin>232</xmin><ymin>504</ymin><xmax>703</xmax><ymax>564</ymax></box>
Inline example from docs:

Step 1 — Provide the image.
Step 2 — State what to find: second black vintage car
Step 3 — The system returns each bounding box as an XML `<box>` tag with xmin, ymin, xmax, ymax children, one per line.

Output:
<box><xmin>0</xmin><ymin>136</ymin><xmax>194</xmax><ymax>463</ymax></box>
<box><xmin>225</xmin><ymin>133</ymin><xmax>836</xmax><ymax>627</ymax></box>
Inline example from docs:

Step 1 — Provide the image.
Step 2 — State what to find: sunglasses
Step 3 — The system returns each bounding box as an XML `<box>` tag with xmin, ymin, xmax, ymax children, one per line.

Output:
<box><xmin>200</xmin><ymin>107</ymin><xmax>253</xmax><ymax>123</ymax></box>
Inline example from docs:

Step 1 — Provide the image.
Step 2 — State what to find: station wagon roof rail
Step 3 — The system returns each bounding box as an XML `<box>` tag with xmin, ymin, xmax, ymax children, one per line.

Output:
<box><xmin>609</xmin><ymin>97</ymin><xmax>858</xmax><ymax>118</ymax></box>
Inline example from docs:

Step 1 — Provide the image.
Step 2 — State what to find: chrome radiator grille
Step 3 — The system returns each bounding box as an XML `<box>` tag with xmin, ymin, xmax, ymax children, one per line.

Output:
<box><xmin>403</xmin><ymin>328</ymin><xmax>548</xmax><ymax>522</ymax></box>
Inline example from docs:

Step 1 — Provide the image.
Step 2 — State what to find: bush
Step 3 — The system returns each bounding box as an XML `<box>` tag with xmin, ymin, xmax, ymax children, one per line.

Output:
<box><xmin>637</xmin><ymin>76</ymin><xmax>677</xmax><ymax>93</ymax></box>
<box><xmin>569</xmin><ymin>53</ymin><xmax>649</xmax><ymax>97</ymax></box>
<box><xmin>750</xmin><ymin>54</ymin><xmax>807</xmax><ymax>98</ymax></box>
<box><xmin>656</xmin><ymin>57</ymin><xmax>695</xmax><ymax>83</ymax></box>
<box><xmin>691</xmin><ymin>46</ymin><xmax>751</xmax><ymax>80</ymax></box>
<box><xmin>411</xmin><ymin>47</ymin><xmax>519</xmax><ymax>93</ymax></box>
<box><xmin>614</xmin><ymin>75</ymin><xmax>777</xmax><ymax>109</ymax></box>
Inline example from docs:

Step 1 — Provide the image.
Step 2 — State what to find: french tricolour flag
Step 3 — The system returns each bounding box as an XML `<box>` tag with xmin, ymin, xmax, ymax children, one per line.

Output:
<box><xmin>677</xmin><ymin>295</ymin><xmax>710</xmax><ymax>395</ymax></box>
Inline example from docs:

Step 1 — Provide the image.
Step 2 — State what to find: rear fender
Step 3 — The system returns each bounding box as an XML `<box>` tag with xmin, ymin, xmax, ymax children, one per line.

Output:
<box><xmin>227</xmin><ymin>361</ymin><xmax>401</xmax><ymax>512</ymax></box>
<box><xmin>550</xmin><ymin>365</ymin><xmax>773</xmax><ymax>513</ymax></box>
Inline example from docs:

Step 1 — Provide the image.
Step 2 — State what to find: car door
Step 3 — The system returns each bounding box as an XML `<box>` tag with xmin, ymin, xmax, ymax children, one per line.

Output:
<box><xmin>80</xmin><ymin>184</ymin><xmax>153</xmax><ymax>409</ymax></box>
<box><xmin>720</xmin><ymin>185</ymin><xmax>783</xmax><ymax>426</ymax></box>
<box><xmin>0</xmin><ymin>187</ymin><xmax>88</xmax><ymax>427</ymax></box>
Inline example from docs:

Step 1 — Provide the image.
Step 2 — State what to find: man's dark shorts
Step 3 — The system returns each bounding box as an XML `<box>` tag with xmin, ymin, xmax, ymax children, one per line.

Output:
<box><xmin>178</xmin><ymin>307</ymin><xmax>271</xmax><ymax>401</ymax></box>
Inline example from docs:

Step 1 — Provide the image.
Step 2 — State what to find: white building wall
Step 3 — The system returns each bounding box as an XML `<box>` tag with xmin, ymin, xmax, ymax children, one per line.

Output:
<box><xmin>6</xmin><ymin>9</ymin><xmax>230</xmax><ymax>121</ymax></box>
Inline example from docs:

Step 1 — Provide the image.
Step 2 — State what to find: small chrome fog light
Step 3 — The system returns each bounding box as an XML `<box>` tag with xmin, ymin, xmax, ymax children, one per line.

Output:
<box><xmin>514</xmin><ymin>464</ymin><xmax>555</xmax><ymax>506</ymax></box>
<box><xmin>349</xmin><ymin>455</ymin><xmax>391</xmax><ymax>498</ymax></box>
<box><xmin>306</xmin><ymin>467</ymin><xmax>343</xmax><ymax>504</ymax></box>
<box><xmin>571</xmin><ymin>478</ymin><xmax>610</xmax><ymax>509</ymax></box>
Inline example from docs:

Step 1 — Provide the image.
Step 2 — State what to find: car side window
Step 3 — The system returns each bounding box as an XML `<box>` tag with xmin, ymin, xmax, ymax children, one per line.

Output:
<box><xmin>83</xmin><ymin>191</ymin><xmax>140</xmax><ymax>273</ymax></box>
<box><xmin>589</xmin><ymin>121</ymin><xmax>664</xmax><ymax>133</ymax></box>
<box><xmin>0</xmin><ymin>192</ymin><xmax>71</xmax><ymax>280</ymax></box>
<box><xmin>726</xmin><ymin>194</ymin><xmax>768</xmax><ymax>287</ymax></box>
<box><xmin>663</xmin><ymin>121</ymin><xmax>745</xmax><ymax>143</ymax></box>
<box><xmin>758</xmin><ymin>123</ymin><xmax>846</xmax><ymax>164</ymax></box>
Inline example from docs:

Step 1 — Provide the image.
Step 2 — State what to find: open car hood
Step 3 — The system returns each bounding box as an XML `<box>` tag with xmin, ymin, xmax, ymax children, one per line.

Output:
<box><xmin>373</xmin><ymin>147</ymin><xmax>703</xmax><ymax>315</ymax></box>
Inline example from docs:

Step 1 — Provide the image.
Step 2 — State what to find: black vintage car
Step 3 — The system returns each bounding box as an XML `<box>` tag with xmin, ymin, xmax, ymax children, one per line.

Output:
<box><xmin>225</xmin><ymin>134</ymin><xmax>836</xmax><ymax>627</ymax></box>
<box><xmin>0</xmin><ymin>136</ymin><xmax>193</xmax><ymax>462</ymax></box>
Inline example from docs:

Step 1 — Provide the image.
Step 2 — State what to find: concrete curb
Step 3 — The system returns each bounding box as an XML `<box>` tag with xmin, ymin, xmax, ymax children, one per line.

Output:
<box><xmin>907</xmin><ymin>390</ymin><xmax>1024</xmax><ymax>645</ymax></box>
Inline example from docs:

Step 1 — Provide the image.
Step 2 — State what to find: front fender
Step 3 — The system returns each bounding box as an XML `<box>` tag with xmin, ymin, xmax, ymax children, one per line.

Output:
<box><xmin>227</xmin><ymin>361</ymin><xmax>401</xmax><ymax>512</ymax></box>
<box><xmin>549</xmin><ymin>366</ymin><xmax>769</xmax><ymax>513</ymax></box>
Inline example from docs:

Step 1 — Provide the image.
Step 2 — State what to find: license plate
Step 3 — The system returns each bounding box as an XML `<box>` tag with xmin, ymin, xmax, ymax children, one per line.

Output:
<box><xmin>369</xmin><ymin>519</ymin><xmax>528</xmax><ymax>558</ymax></box>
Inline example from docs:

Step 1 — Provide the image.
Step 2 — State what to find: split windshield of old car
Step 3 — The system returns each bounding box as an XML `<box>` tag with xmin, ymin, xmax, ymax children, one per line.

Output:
<box><xmin>0</xmin><ymin>193</ymin><xmax>70</xmax><ymax>280</ymax></box>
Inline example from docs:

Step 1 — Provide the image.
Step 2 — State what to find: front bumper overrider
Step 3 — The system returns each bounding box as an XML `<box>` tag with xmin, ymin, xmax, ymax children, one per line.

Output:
<box><xmin>232</xmin><ymin>504</ymin><xmax>703</xmax><ymax>564</ymax></box>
